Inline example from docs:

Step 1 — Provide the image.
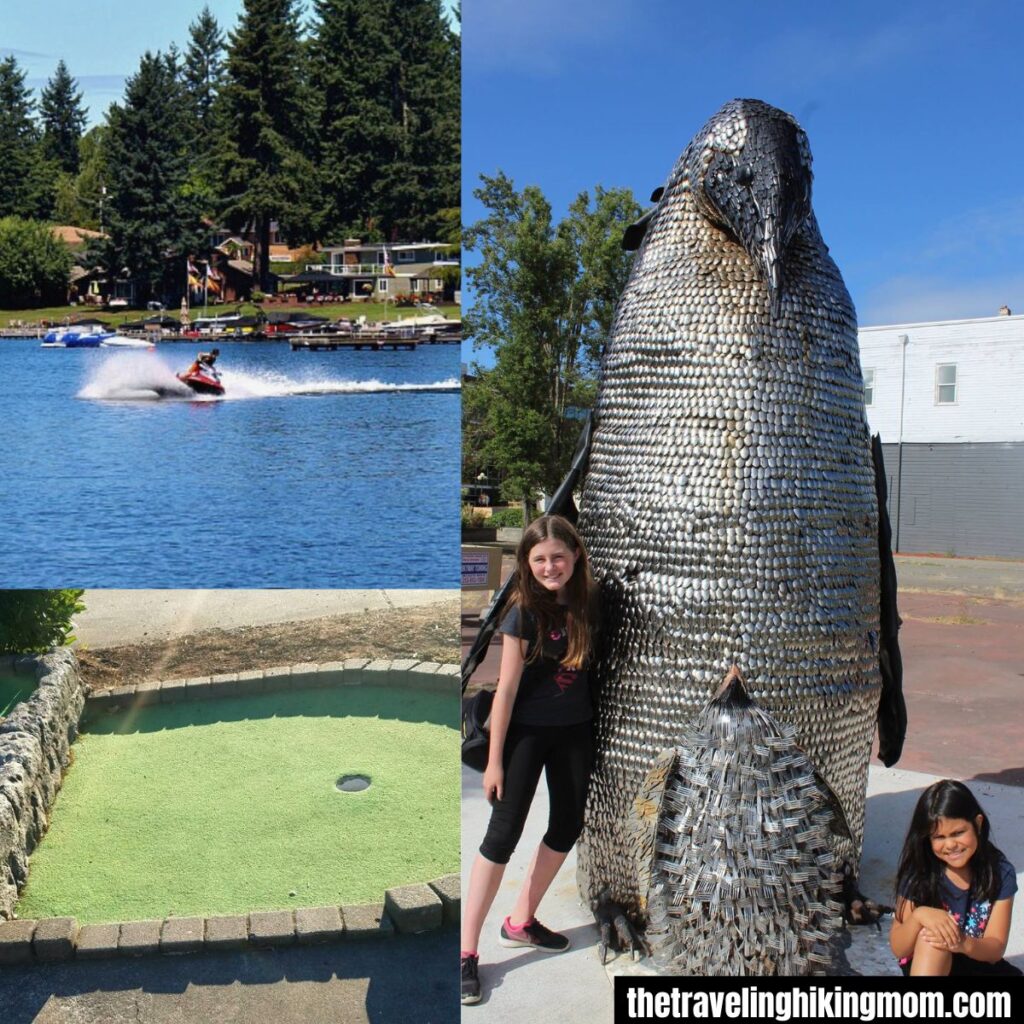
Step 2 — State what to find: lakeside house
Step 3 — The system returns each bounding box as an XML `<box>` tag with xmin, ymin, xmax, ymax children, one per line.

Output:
<box><xmin>277</xmin><ymin>238</ymin><xmax>459</xmax><ymax>302</ymax></box>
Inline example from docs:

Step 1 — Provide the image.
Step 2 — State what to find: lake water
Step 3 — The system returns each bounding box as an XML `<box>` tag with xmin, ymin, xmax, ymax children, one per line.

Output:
<box><xmin>0</xmin><ymin>339</ymin><xmax>460</xmax><ymax>587</ymax></box>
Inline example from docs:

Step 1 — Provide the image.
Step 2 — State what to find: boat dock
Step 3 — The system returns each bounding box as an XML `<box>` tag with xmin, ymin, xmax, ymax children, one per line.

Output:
<box><xmin>288</xmin><ymin>328</ymin><xmax>460</xmax><ymax>352</ymax></box>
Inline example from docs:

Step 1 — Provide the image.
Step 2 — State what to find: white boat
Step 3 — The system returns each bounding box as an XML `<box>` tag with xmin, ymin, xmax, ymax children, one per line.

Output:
<box><xmin>100</xmin><ymin>335</ymin><xmax>157</xmax><ymax>350</ymax></box>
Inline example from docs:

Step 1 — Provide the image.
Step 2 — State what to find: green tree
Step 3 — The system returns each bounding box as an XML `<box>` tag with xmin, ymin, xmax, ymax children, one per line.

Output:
<box><xmin>100</xmin><ymin>52</ymin><xmax>202</xmax><ymax>304</ymax></box>
<box><xmin>308</xmin><ymin>0</ymin><xmax>459</xmax><ymax>242</ymax></box>
<box><xmin>0</xmin><ymin>216</ymin><xmax>74</xmax><ymax>308</ymax></box>
<box><xmin>184</xmin><ymin>6</ymin><xmax>226</xmax><ymax>148</ymax></box>
<box><xmin>0</xmin><ymin>56</ymin><xmax>56</xmax><ymax>220</ymax></box>
<box><xmin>40</xmin><ymin>60</ymin><xmax>87</xmax><ymax>175</ymax></box>
<box><xmin>52</xmin><ymin>126</ymin><xmax>110</xmax><ymax>230</ymax></box>
<box><xmin>218</xmin><ymin>0</ymin><xmax>315</xmax><ymax>290</ymax></box>
<box><xmin>464</xmin><ymin>173</ymin><xmax>641</xmax><ymax>518</ymax></box>
<box><xmin>0</xmin><ymin>590</ymin><xmax>85</xmax><ymax>654</ymax></box>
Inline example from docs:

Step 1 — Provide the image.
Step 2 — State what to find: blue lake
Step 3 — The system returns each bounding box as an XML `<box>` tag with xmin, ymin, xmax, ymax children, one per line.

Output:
<box><xmin>0</xmin><ymin>339</ymin><xmax>460</xmax><ymax>587</ymax></box>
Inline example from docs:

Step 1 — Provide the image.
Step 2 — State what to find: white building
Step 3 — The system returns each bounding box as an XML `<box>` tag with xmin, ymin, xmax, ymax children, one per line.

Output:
<box><xmin>858</xmin><ymin>310</ymin><xmax>1024</xmax><ymax>558</ymax></box>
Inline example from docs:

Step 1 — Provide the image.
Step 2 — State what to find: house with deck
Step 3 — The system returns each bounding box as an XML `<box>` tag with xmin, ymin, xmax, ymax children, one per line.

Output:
<box><xmin>278</xmin><ymin>239</ymin><xmax>459</xmax><ymax>302</ymax></box>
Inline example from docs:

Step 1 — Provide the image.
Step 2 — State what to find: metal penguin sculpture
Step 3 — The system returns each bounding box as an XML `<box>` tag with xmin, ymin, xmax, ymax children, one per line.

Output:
<box><xmin>574</xmin><ymin>97</ymin><xmax>904</xmax><ymax>970</ymax></box>
<box><xmin>463</xmin><ymin>97</ymin><xmax>905</xmax><ymax>973</ymax></box>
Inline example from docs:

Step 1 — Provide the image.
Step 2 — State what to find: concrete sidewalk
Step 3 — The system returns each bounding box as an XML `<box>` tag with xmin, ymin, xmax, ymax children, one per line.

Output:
<box><xmin>75</xmin><ymin>589</ymin><xmax>455</xmax><ymax>648</ymax></box>
<box><xmin>461</xmin><ymin>763</ymin><xmax>1024</xmax><ymax>1021</ymax></box>
<box><xmin>0</xmin><ymin>928</ymin><xmax>457</xmax><ymax>1024</ymax></box>
<box><xmin>460</xmin><ymin>554</ymin><xmax>1024</xmax><ymax>1018</ymax></box>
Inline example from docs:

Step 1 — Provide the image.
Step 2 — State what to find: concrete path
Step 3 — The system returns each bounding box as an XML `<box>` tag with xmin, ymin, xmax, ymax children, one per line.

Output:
<box><xmin>75</xmin><ymin>589</ymin><xmax>455</xmax><ymax>648</ymax></box>
<box><xmin>0</xmin><ymin>930</ymin><xmax>457</xmax><ymax>1024</ymax></box>
<box><xmin>894</xmin><ymin>555</ymin><xmax>1024</xmax><ymax>600</ymax></box>
<box><xmin>460</xmin><ymin>552</ymin><xmax>1024</xmax><ymax>1017</ymax></box>
<box><xmin>461</xmin><ymin>762</ymin><xmax>1024</xmax><ymax>1021</ymax></box>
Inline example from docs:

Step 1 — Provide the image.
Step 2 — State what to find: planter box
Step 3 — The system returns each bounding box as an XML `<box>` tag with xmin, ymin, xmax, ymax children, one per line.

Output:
<box><xmin>461</xmin><ymin>528</ymin><xmax>497</xmax><ymax>542</ymax></box>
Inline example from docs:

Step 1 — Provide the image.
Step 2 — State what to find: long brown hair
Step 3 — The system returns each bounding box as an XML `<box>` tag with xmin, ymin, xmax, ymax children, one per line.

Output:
<box><xmin>509</xmin><ymin>515</ymin><xmax>596</xmax><ymax>669</ymax></box>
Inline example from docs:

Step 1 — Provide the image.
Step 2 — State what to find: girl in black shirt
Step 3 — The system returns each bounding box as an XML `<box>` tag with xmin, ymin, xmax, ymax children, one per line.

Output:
<box><xmin>461</xmin><ymin>515</ymin><xmax>598</xmax><ymax>1005</ymax></box>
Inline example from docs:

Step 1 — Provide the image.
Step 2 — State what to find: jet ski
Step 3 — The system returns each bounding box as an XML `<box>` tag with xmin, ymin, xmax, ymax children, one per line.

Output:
<box><xmin>176</xmin><ymin>364</ymin><xmax>225</xmax><ymax>397</ymax></box>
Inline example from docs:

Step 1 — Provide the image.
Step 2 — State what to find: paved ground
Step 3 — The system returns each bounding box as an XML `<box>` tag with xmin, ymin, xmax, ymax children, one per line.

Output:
<box><xmin>0</xmin><ymin>930</ymin><xmax>457</xmax><ymax>1024</ymax></box>
<box><xmin>75</xmin><ymin>589</ymin><xmax>454</xmax><ymax>648</ymax></box>
<box><xmin>460</xmin><ymin>553</ymin><xmax>1024</xmax><ymax>1019</ymax></box>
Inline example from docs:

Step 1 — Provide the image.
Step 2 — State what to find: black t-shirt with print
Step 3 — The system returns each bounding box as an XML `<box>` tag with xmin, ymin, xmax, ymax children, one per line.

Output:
<box><xmin>498</xmin><ymin>603</ymin><xmax>591</xmax><ymax>727</ymax></box>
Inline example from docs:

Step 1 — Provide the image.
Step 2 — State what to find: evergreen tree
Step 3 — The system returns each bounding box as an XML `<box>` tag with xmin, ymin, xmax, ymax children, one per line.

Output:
<box><xmin>52</xmin><ymin>127</ymin><xmax>110</xmax><ymax>230</ymax></box>
<box><xmin>308</xmin><ymin>0</ymin><xmax>459</xmax><ymax>242</ymax></box>
<box><xmin>218</xmin><ymin>0</ymin><xmax>315</xmax><ymax>290</ymax></box>
<box><xmin>0</xmin><ymin>56</ymin><xmax>55</xmax><ymax>220</ymax></box>
<box><xmin>100</xmin><ymin>52</ymin><xmax>203</xmax><ymax>304</ymax></box>
<box><xmin>184</xmin><ymin>6</ymin><xmax>226</xmax><ymax>148</ymax></box>
<box><xmin>40</xmin><ymin>60</ymin><xmax>87</xmax><ymax>174</ymax></box>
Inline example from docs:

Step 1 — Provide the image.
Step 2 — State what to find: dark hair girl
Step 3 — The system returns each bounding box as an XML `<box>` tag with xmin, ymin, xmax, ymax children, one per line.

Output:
<box><xmin>890</xmin><ymin>779</ymin><xmax>1020</xmax><ymax>977</ymax></box>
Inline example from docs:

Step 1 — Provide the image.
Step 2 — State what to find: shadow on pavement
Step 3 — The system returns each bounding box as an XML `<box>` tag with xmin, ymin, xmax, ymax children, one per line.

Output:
<box><xmin>0</xmin><ymin>930</ymin><xmax>457</xmax><ymax>1024</ymax></box>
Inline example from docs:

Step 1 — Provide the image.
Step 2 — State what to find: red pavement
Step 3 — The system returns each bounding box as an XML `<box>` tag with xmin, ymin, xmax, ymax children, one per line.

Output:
<box><xmin>462</xmin><ymin>568</ymin><xmax>1024</xmax><ymax>787</ymax></box>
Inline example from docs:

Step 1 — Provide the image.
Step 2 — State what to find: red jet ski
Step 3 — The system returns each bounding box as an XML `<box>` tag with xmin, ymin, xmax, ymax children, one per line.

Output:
<box><xmin>177</xmin><ymin>363</ymin><xmax>225</xmax><ymax>397</ymax></box>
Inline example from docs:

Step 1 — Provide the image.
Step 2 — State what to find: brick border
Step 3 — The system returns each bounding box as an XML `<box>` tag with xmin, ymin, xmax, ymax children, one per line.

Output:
<box><xmin>0</xmin><ymin>872</ymin><xmax>458</xmax><ymax>963</ymax></box>
<box><xmin>85</xmin><ymin>660</ymin><xmax>459</xmax><ymax>712</ymax></box>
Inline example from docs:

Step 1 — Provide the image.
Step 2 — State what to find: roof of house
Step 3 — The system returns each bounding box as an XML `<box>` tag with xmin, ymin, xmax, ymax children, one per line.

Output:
<box><xmin>52</xmin><ymin>225</ymin><xmax>104</xmax><ymax>247</ymax></box>
<box><xmin>269</xmin><ymin>243</ymin><xmax>313</xmax><ymax>262</ymax></box>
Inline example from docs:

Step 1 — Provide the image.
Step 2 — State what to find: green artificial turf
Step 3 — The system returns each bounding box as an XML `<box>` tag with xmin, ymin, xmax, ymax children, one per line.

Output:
<box><xmin>17</xmin><ymin>685</ymin><xmax>459</xmax><ymax>924</ymax></box>
<box><xmin>0</xmin><ymin>674</ymin><xmax>35</xmax><ymax>717</ymax></box>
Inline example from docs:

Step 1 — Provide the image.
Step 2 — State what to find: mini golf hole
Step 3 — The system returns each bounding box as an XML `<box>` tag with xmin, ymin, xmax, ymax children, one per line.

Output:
<box><xmin>336</xmin><ymin>774</ymin><xmax>371</xmax><ymax>793</ymax></box>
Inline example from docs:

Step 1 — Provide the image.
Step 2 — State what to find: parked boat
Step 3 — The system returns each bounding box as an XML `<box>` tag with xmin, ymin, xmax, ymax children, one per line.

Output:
<box><xmin>101</xmin><ymin>335</ymin><xmax>157</xmax><ymax>350</ymax></box>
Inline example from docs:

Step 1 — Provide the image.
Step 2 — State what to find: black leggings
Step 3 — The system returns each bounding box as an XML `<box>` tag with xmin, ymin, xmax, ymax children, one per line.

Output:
<box><xmin>479</xmin><ymin>720</ymin><xmax>593</xmax><ymax>865</ymax></box>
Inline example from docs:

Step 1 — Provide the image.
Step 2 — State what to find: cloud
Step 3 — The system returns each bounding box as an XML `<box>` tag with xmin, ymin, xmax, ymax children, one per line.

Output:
<box><xmin>857</xmin><ymin>271</ymin><xmax>1024</xmax><ymax>326</ymax></box>
<box><xmin>0</xmin><ymin>47</ymin><xmax>53</xmax><ymax>60</ymax></box>
<box><xmin>917</xmin><ymin>199</ymin><xmax>1024</xmax><ymax>263</ymax></box>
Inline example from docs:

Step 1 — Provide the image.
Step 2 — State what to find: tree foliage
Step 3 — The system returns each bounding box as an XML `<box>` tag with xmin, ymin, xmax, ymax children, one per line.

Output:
<box><xmin>52</xmin><ymin>126</ymin><xmax>109</xmax><ymax>230</ymax></box>
<box><xmin>40</xmin><ymin>60</ymin><xmax>87</xmax><ymax>175</ymax></box>
<box><xmin>99</xmin><ymin>52</ymin><xmax>202</xmax><ymax>304</ymax></box>
<box><xmin>0</xmin><ymin>56</ymin><xmax>56</xmax><ymax>221</ymax></box>
<box><xmin>0</xmin><ymin>217</ymin><xmax>73</xmax><ymax>308</ymax></box>
<box><xmin>184</xmin><ymin>5</ymin><xmax>226</xmax><ymax>139</ymax></box>
<box><xmin>0</xmin><ymin>590</ymin><xmax>86</xmax><ymax>654</ymax></box>
<box><xmin>464</xmin><ymin>173</ymin><xmax>641</xmax><ymax>513</ymax></box>
<box><xmin>218</xmin><ymin>0</ymin><xmax>315</xmax><ymax>290</ymax></box>
<box><xmin>308</xmin><ymin>0</ymin><xmax>459</xmax><ymax>242</ymax></box>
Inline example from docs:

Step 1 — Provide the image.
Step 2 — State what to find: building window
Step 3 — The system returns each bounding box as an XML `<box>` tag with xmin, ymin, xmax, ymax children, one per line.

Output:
<box><xmin>935</xmin><ymin>363</ymin><xmax>957</xmax><ymax>404</ymax></box>
<box><xmin>411</xmin><ymin>279</ymin><xmax>422</xmax><ymax>293</ymax></box>
<box><xmin>430</xmin><ymin>278</ymin><xmax>443</xmax><ymax>291</ymax></box>
<box><xmin>397</xmin><ymin>250</ymin><xmax>415</xmax><ymax>263</ymax></box>
<box><xmin>863</xmin><ymin>368</ymin><xmax>875</xmax><ymax>406</ymax></box>
<box><xmin>377</xmin><ymin>278</ymin><xmax>389</xmax><ymax>293</ymax></box>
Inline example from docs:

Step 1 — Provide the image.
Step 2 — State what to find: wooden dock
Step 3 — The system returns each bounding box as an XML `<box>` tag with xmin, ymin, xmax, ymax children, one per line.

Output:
<box><xmin>289</xmin><ymin>328</ymin><xmax>460</xmax><ymax>352</ymax></box>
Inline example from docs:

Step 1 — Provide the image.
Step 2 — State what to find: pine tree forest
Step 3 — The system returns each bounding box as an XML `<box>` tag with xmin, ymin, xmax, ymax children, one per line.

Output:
<box><xmin>0</xmin><ymin>0</ymin><xmax>460</xmax><ymax>307</ymax></box>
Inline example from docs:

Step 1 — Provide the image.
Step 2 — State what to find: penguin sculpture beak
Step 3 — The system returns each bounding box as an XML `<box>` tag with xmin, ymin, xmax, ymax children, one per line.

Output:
<box><xmin>700</xmin><ymin>110</ymin><xmax>813</xmax><ymax>320</ymax></box>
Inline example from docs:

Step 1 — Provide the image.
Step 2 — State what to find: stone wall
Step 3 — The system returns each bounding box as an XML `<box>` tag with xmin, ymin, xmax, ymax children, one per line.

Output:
<box><xmin>0</xmin><ymin>649</ymin><xmax>85</xmax><ymax>920</ymax></box>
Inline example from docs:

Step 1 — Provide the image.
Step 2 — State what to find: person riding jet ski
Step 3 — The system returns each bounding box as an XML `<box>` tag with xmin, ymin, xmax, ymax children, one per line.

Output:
<box><xmin>185</xmin><ymin>348</ymin><xmax>220</xmax><ymax>376</ymax></box>
<box><xmin>178</xmin><ymin>347</ymin><xmax>225</xmax><ymax>396</ymax></box>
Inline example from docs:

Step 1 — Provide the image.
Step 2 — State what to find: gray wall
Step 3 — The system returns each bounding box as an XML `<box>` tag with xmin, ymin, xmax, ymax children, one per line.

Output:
<box><xmin>879</xmin><ymin>442</ymin><xmax>1024</xmax><ymax>559</ymax></box>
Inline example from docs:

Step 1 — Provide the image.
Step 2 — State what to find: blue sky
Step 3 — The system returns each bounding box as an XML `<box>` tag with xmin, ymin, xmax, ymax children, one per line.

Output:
<box><xmin>3</xmin><ymin>1</ymin><xmax>247</xmax><ymax>124</ymax></box>
<box><xmin>463</xmin><ymin>0</ymin><xmax>1024</xmax><ymax>329</ymax></box>
<box><xmin>4</xmin><ymin>1</ymin><xmax>460</xmax><ymax>128</ymax></box>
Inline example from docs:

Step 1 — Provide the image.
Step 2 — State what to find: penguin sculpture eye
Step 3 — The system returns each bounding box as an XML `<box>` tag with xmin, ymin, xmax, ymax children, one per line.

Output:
<box><xmin>735</xmin><ymin>164</ymin><xmax>754</xmax><ymax>187</ymax></box>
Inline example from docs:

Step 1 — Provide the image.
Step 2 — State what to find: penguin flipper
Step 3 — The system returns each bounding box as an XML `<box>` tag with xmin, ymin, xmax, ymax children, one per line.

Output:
<box><xmin>871</xmin><ymin>434</ymin><xmax>906</xmax><ymax>766</ymax></box>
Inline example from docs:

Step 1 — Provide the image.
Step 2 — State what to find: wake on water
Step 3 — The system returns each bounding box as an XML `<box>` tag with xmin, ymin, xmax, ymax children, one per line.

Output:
<box><xmin>77</xmin><ymin>352</ymin><xmax>459</xmax><ymax>402</ymax></box>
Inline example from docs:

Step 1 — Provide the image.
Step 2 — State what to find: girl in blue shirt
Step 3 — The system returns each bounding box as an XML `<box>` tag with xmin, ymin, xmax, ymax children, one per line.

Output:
<box><xmin>890</xmin><ymin>779</ymin><xmax>1020</xmax><ymax>976</ymax></box>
